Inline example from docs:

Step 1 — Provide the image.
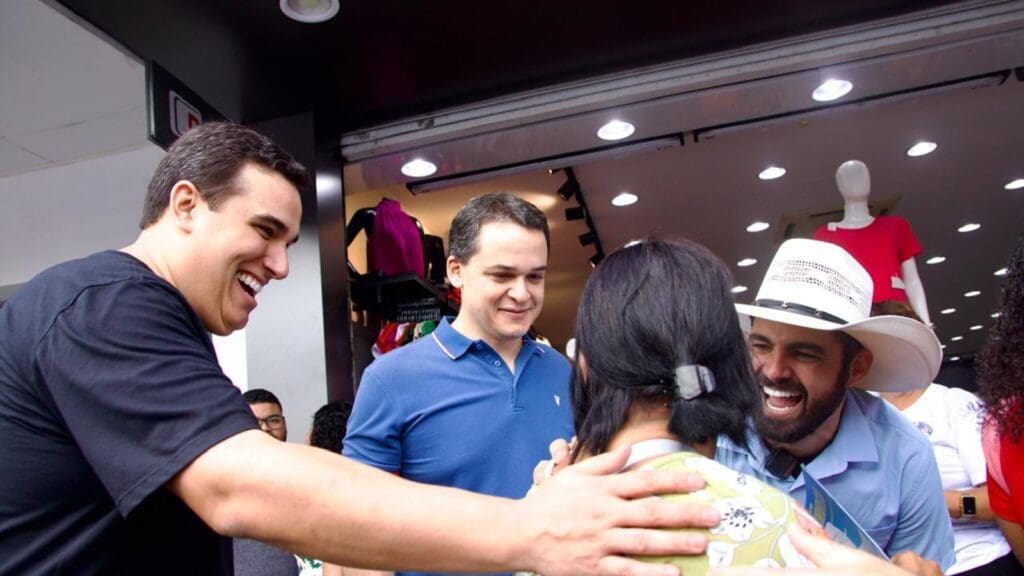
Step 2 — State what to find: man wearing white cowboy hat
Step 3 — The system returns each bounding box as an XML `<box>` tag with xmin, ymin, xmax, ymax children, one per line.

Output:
<box><xmin>716</xmin><ymin>238</ymin><xmax>955</xmax><ymax>570</ymax></box>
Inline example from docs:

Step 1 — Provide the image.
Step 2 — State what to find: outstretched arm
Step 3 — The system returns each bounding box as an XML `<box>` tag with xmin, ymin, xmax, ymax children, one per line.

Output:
<box><xmin>169</xmin><ymin>430</ymin><xmax>720</xmax><ymax>576</ymax></box>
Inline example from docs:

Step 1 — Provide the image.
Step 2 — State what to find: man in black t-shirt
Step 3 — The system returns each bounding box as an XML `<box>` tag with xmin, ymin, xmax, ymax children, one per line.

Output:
<box><xmin>0</xmin><ymin>122</ymin><xmax>718</xmax><ymax>576</ymax></box>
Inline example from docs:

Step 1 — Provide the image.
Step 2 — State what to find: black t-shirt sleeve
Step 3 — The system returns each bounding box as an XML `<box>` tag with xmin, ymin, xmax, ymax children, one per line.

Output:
<box><xmin>34</xmin><ymin>278</ymin><xmax>257</xmax><ymax>517</ymax></box>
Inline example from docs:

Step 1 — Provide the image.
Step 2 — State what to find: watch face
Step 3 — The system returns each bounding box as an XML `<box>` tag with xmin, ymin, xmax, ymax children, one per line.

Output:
<box><xmin>963</xmin><ymin>495</ymin><xmax>977</xmax><ymax>516</ymax></box>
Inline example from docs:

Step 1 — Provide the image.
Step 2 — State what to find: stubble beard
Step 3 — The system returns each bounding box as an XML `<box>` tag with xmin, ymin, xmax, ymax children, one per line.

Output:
<box><xmin>754</xmin><ymin>372</ymin><xmax>849</xmax><ymax>445</ymax></box>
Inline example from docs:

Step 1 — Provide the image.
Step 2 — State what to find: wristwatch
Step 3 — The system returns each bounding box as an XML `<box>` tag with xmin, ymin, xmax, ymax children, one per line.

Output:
<box><xmin>961</xmin><ymin>494</ymin><xmax>977</xmax><ymax>518</ymax></box>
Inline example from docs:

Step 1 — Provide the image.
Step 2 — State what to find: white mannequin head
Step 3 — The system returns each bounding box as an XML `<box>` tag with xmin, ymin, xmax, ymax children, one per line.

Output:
<box><xmin>835</xmin><ymin>160</ymin><xmax>870</xmax><ymax>203</ymax></box>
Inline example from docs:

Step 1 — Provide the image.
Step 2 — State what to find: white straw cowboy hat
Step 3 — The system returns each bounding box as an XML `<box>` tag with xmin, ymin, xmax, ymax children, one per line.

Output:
<box><xmin>735</xmin><ymin>238</ymin><xmax>942</xmax><ymax>393</ymax></box>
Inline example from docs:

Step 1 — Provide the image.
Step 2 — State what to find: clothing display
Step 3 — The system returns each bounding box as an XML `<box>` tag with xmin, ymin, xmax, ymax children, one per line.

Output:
<box><xmin>0</xmin><ymin>251</ymin><xmax>258</xmax><ymax>574</ymax></box>
<box><xmin>344</xmin><ymin>317</ymin><xmax>574</xmax><ymax>576</ymax></box>
<box><xmin>367</xmin><ymin>198</ymin><xmax>425</xmax><ymax>277</ymax></box>
<box><xmin>899</xmin><ymin>384</ymin><xmax>1011</xmax><ymax>574</ymax></box>
<box><xmin>813</xmin><ymin>215</ymin><xmax>922</xmax><ymax>303</ymax></box>
<box><xmin>233</xmin><ymin>538</ymin><xmax>300</xmax><ymax>576</ymax></box>
<box><xmin>716</xmin><ymin>388</ymin><xmax>956</xmax><ymax>570</ymax></box>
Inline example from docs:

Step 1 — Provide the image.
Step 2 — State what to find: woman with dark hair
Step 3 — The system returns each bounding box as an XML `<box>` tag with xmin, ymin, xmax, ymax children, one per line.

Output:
<box><xmin>566</xmin><ymin>238</ymin><xmax>812</xmax><ymax>573</ymax></box>
<box><xmin>978</xmin><ymin>234</ymin><xmax>1024</xmax><ymax>566</ymax></box>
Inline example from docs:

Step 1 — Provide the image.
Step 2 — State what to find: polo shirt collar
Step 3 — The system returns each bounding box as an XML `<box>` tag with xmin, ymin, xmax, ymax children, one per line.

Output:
<box><xmin>430</xmin><ymin>316</ymin><xmax>543</xmax><ymax>361</ymax></box>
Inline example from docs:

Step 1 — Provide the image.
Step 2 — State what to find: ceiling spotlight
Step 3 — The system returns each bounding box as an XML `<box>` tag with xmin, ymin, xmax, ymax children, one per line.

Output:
<box><xmin>1005</xmin><ymin>178</ymin><xmax>1024</xmax><ymax>190</ymax></box>
<box><xmin>965</xmin><ymin>290</ymin><xmax>981</xmax><ymax>297</ymax></box>
<box><xmin>401</xmin><ymin>158</ymin><xmax>437</xmax><ymax>178</ymax></box>
<box><xmin>579</xmin><ymin>231</ymin><xmax>598</xmax><ymax>247</ymax></box>
<box><xmin>557</xmin><ymin>179</ymin><xmax>580</xmax><ymax>201</ymax></box>
<box><xmin>995</xmin><ymin>267</ymin><xmax>1008</xmax><ymax>276</ymax></box>
<box><xmin>611</xmin><ymin>192</ymin><xmax>638</xmax><ymax>207</ymax></box>
<box><xmin>941</xmin><ymin>344</ymin><xmax>947</xmax><ymax>349</ymax></box>
<box><xmin>958</xmin><ymin>223</ymin><xmax>981</xmax><ymax>233</ymax></box>
<box><xmin>906</xmin><ymin>141</ymin><xmax>937</xmax><ymax>157</ymax></box>
<box><xmin>279</xmin><ymin>0</ymin><xmax>339</xmax><ymax>23</ymax></box>
<box><xmin>992</xmin><ymin>311</ymin><xmax>1002</xmax><ymax>318</ymax></box>
<box><xmin>737</xmin><ymin>258</ymin><xmax>758</xmax><ymax>267</ymax></box>
<box><xmin>589</xmin><ymin>251</ymin><xmax>605</xmax><ymax>268</ymax></box>
<box><xmin>941</xmin><ymin>308</ymin><xmax>956</xmax><ymax>315</ymax></box>
<box><xmin>731</xmin><ymin>285</ymin><xmax>749</xmax><ymax>294</ymax></box>
<box><xmin>970</xmin><ymin>325</ymin><xmax>984</xmax><ymax>331</ymax></box>
<box><xmin>746</xmin><ymin>221</ymin><xmax>770</xmax><ymax>233</ymax></box>
<box><xmin>812</xmin><ymin>79</ymin><xmax>853</xmax><ymax>102</ymax></box>
<box><xmin>949</xmin><ymin>356</ymin><xmax>961</xmax><ymax>362</ymax></box>
<box><xmin>926</xmin><ymin>256</ymin><xmax>946</xmax><ymax>265</ymax></box>
<box><xmin>597</xmin><ymin>120</ymin><xmax>635</xmax><ymax>141</ymax></box>
<box><xmin>951</xmin><ymin>335</ymin><xmax>964</xmax><ymax>341</ymax></box>
<box><xmin>758</xmin><ymin>166</ymin><xmax>786</xmax><ymax>180</ymax></box>
<box><xmin>565</xmin><ymin>206</ymin><xmax>586</xmax><ymax>221</ymax></box>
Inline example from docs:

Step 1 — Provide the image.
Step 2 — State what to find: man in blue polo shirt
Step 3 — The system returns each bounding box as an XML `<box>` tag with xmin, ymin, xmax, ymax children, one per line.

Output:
<box><xmin>343</xmin><ymin>192</ymin><xmax>575</xmax><ymax>576</ymax></box>
<box><xmin>716</xmin><ymin>239</ymin><xmax>955</xmax><ymax>570</ymax></box>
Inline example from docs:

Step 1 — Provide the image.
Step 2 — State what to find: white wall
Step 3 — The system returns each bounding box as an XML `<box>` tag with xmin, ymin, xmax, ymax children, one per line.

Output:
<box><xmin>0</xmin><ymin>145</ymin><xmax>163</xmax><ymax>285</ymax></box>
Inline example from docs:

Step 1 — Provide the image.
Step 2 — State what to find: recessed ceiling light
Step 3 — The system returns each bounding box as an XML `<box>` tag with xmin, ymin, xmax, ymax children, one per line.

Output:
<box><xmin>995</xmin><ymin>267</ymin><xmax>1008</xmax><ymax>276</ymax></box>
<box><xmin>949</xmin><ymin>356</ymin><xmax>961</xmax><ymax>362</ymax></box>
<box><xmin>812</xmin><ymin>79</ymin><xmax>853</xmax><ymax>102</ymax></box>
<box><xmin>951</xmin><ymin>335</ymin><xmax>964</xmax><ymax>341</ymax></box>
<box><xmin>731</xmin><ymin>285</ymin><xmax>748</xmax><ymax>294</ymax></box>
<box><xmin>401</xmin><ymin>158</ymin><xmax>437</xmax><ymax>178</ymax></box>
<box><xmin>906</xmin><ymin>141</ymin><xmax>937</xmax><ymax>157</ymax></box>
<box><xmin>941</xmin><ymin>344</ymin><xmax>947</xmax><ymax>349</ymax></box>
<box><xmin>611</xmin><ymin>192</ymin><xmax>638</xmax><ymax>207</ymax></box>
<box><xmin>279</xmin><ymin>0</ymin><xmax>339</xmax><ymax>23</ymax></box>
<box><xmin>965</xmin><ymin>290</ymin><xmax>981</xmax><ymax>298</ymax></box>
<box><xmin>597</xmin><ymin>120</ymin><xmax>635</xmax><ymax>141</ymax></box>
<box><xmin>970</xmin><ymin>325</ymin><xmax>984</xmax><ymax>331</ymax></box>
<box><xmin>737</xmin><ymin>258</ymin><xmax>758</xmax><ymax>267</ymax></box>
<box><xmin>926</xmin><ymin>256</ymin><xmax>946</xmax><ymax>265</ymax></box>
<box><xmin>747</xmin><ymin>221</ymin><xmax>770</xmax><ymax>233</ymax></box>
<box><xmin>1005</xmin><ymin>178</ymin><xmax>1024</xmax><ymax>190</ymax></box>
<box><xmin>958</xmin><ymin>223</ymin><xmax>981</xmax><ymax>233</ymax></box>
<box><xmin>758</xmin><ymin>166</ymin><xmax>786</xmax><ymax>180</ymax></box>
<box><xmin>992</xmin><ymin>311</ymin><xmax>1002</xmax><ymax>318</ymax></box>
<box><xmin>940</xmin><ymin>308</ymin><xmax>956</xmax><ymax>315</ymax></box>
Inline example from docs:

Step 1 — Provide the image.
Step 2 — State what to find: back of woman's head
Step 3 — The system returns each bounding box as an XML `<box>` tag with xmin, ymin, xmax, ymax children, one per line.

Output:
<box><xmin>571</xmin><ymin>238</ymin><xmax>759</xmax><ymax>459</ymax></box>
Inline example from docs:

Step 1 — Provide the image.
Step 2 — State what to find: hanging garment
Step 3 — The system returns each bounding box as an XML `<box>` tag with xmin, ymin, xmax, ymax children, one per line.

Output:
<box><xmin>367</xmin><ymin>198</ymin><xmax>425</xmax><ymax>277</ymax></box>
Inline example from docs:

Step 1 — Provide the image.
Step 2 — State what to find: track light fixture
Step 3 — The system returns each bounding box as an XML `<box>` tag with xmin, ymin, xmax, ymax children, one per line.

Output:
<box><xmin>553</xmin><ymin>166</ymin><xmax>604</xmax><ymax>268</ymax></box>
<box><xmin>557</xmin><ymin>178</ymin><xmax>580</xmax><ymax>201</ymax></box>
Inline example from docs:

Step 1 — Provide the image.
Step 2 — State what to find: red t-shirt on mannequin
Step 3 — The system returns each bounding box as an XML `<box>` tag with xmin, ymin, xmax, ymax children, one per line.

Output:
<box><xmin>814</xmin><ymin>215</ymin><xmax>922</xmax><ymax>303</ymax></box>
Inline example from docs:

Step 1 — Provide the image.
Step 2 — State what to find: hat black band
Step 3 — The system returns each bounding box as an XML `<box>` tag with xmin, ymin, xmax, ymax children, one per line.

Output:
<box><xmin>754</xmin><ymin>299</ymin><xmax>848</xmax><ymax>325</ymax></box>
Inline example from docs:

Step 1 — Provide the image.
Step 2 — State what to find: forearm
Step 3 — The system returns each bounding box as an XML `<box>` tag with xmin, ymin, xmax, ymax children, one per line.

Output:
<box><xmin>170</xmin><ymin>431</ymin><xmax>526</xmax><ymax>572</ymax></box>
<box><xmin>995</xmin><ymin>517</ymin><xmax>1024</xmax><ymax>566</ymax></box>
<box><xmin>945</xmin><ymin>485</ymin><xmax>997</xmax><ymax>522</ymax></box>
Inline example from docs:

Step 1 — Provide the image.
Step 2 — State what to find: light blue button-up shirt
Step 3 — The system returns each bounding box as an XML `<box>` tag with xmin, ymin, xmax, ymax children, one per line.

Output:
<box><xmin>716</xmin><ymin>388</ymin><xmax>956</xmax><ymax>570</ymax></box>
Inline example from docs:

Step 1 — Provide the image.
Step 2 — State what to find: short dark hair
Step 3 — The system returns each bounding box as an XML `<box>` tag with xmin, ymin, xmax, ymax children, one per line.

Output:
<box><xmin>571</xmin><ymin>238</ymin><xmax>760</xmax><ymax>460</ymax></box>
<box><xmin>447</xmin><ymin>192</ymin><xmax>550</xmax><ymax>261</ymax></box>
<box><xmin>242</xmin><ymin>388</ymin><xmax>282</xmax><ymax>407</ymax></box>
<box><xmin>140</xmin><ymin>122</ymin><xmax>309</xmax><ymax>228</ymax></box>
<box><xmin>309</xmin><ymin>400</ymin><xmax>353</xmax><ymax>453</ymax></box>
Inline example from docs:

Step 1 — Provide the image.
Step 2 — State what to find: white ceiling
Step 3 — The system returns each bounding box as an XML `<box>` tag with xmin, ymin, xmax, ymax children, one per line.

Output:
<box><xmin>0</xmin><ymin>0</ymin><xmax>148</xmax><ymax>179</ymax></box>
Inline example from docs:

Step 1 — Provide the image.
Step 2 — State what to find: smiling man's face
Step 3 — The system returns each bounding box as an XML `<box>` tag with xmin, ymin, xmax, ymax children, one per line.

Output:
<box><xmin>747</xmin><ymin>319</ymin><xmax>855</xmax><ymax>445</ymax></box>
